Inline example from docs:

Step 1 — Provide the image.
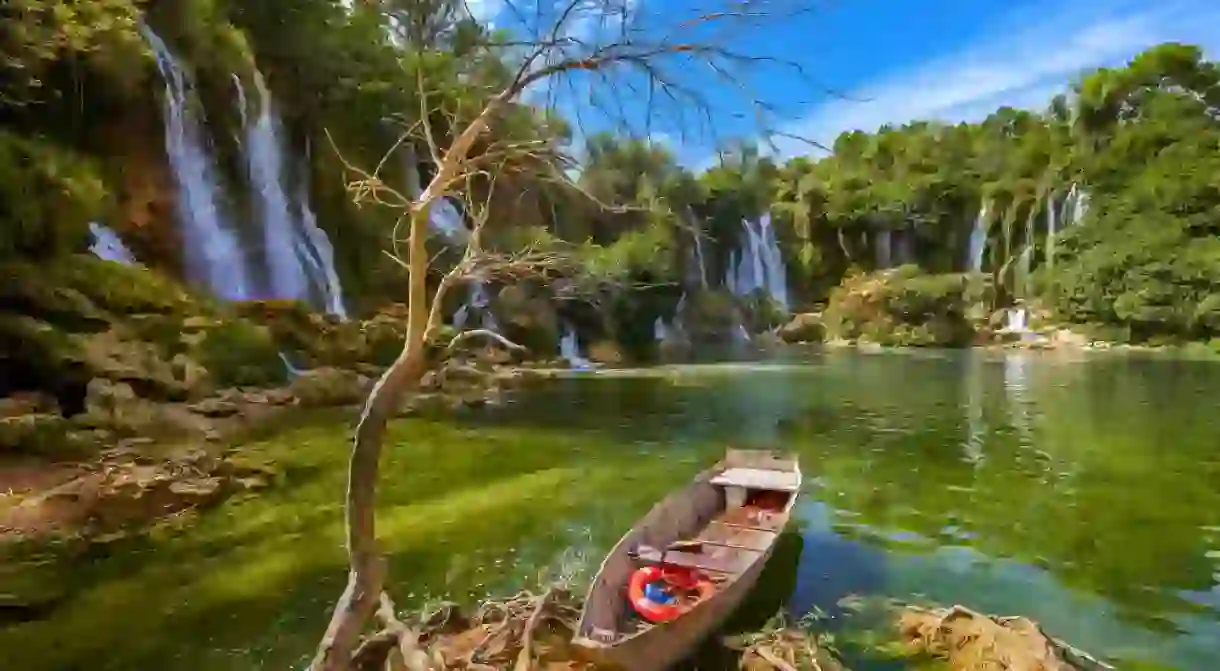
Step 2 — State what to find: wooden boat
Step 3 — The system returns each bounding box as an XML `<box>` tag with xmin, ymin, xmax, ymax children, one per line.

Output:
<box><xmin>571</xmin><ymin>449</ymin><xmax>802</xmax><ymax>670</ymax></box>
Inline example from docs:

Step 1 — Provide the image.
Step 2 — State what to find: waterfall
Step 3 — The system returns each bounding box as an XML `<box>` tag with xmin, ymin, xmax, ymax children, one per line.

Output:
<box><xmin>1017</xmin><ymin>210</ymin><xmax>1035</xmax><ymax>297</ymax></box>
<box><xmin>88</xmin><ymin>222</ymin><xmax>137</xmax><ymax>264</ymax></box>
<box><xmin>966</xmin><ymin>201</ymin><xmax>989</xmax><ymax>272</ymax></box>
<box><xmin>142</xmin><ymin>25</ymin><xmax>252</xmax><ymax>300</ymax></box>
<box><xmin>452</xmin><ymin>281</ymin><xmax>497</xmax><ymax>331</ymax></box>
<box><xmin>295</xmin><ymin>178</ymin><xmax>348</xmax><ymax>318</ymax></box>
<box><xmin>683</xmin><ymin>208</ymin><xmax>709</xmax><ymax>289</ymax></box>
<box><xmin>559</xmin><ymin>322</ymin><xmax>593</xmax><ymax>370</ymax></box>
<box><xmin>1005</xmin><ymin>307</ymin><xmax>1029</xmax><ymax>333</ymax></box>
<box><xmin>234</xmin><ymin>72</ymin><xmax>347</xmax><ymax>317</ymax></box>
<box><xmin>726</xmin><ymin>213</ymin><xmax>789</xmax><ymax>312</ymax></box>
<box><xmin>429</xmin><ymin>197</ymin><xmax>467</xmax><ymax>241</ymax></box>
<box><xmin>1044</xmin><ymin>184</ymin><xmax>1089</xmax><ymax>273</ymax></box>
<box><xmin>894</xmin><ymin>224</ymin><xmax>916</xmax><ymax>266</ymax></box>
<box><xmin>875</xmin><ymin>228</ymin><xmax>893</xmax><ymax>269</ymax></box>
<box><xmin>653</xmin><ymin>316</ymin><xmax>670</xmax><ymax>342</ymax></box>
<box><xmin>234</xmin><ymin>73</ymin><xmax>306</xmax><ymax>302</ymax></box>
<box><xmin>1045</xmin><ymin>192</ymin><xmax>1057</xmax><ymax>271</ymax></box>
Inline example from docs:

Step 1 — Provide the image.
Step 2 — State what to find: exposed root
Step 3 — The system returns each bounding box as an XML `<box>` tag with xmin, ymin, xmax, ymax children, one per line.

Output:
<box><xmin>374</xmin><ymin>588</ymin><xmax>592</xmax><ymax>670</ymax></box>
<box><xmin>896</xmin><ymin>604</ymin><xmax>1115</xmax><ymax>671</ymax></box>
<box><xmin>723</xmin><ymin>612</ymin><xmax>845</xmax><ymax>671</ymax></box>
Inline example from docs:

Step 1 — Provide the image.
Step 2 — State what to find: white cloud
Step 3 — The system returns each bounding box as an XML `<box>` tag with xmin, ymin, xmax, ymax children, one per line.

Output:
<box><xmin>769</xmin><ymin>0</ymin><xmax>1220</xmax><ymax>159</ymax></box>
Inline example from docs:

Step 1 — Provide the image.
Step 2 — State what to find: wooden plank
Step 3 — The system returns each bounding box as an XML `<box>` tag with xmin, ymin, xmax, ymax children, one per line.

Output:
<box><xmin>695</xmin><ymin>522</ymin><xmax>777</xmax><ymax>551</ymax></box>
<box><xmin>634</xmin><ymin>544</ymin><xmax>760</xmax><ymax>575</ymax></box>
<box><xmin>710</xmin><ymin>467</ymin><xmax>801</xmax><ymax>492</ymax></box>
<box><xmin>715</xmin><ymin>506</ymin><xmax>788</xmax><ymax>533</ymax></box>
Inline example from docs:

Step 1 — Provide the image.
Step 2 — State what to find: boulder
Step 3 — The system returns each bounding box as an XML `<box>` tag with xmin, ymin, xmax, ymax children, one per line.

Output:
<box><xmin>777</xmin><ymin>313</ymin><xmax>826</xmax><ymax>343</ymax></box>
<box><xmin>587</xmin><ymin>340</ymin><xmax>625</xmax><ymax>365</ymax></box>
<box><xmin>288</xmin><ymin>367</ymin><xmax>370</xmax><ymax>408</ymax></box>
<box><xmin>0</xmin><ymin>413</ymin><xmax>91</xmax><ymax>458</ymax></box>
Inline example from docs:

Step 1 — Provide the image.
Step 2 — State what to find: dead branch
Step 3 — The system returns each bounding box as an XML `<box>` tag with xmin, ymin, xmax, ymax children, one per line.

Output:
<box><xmin>447</xmin><ymin>329</ymin><xmax>528</xmax><ymax>354</ymax></box>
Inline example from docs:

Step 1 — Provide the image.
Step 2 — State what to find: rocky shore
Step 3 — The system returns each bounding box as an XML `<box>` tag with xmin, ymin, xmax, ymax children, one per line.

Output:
<box><xmin>0</xmin><ymin>256</ymin><xmax>575</xmax><ymax>544</ymax></box>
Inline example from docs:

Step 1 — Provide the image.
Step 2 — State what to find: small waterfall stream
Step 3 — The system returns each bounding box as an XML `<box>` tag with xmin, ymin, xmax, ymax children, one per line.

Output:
<box><xmin>875</xmin><ymin>228</ymin><xmax>893</xmax><ymax>269</ymax></box>
<box><xmin>143</xmin><ymin>25</ymin><xmax>252</xmax><ymax>300</ymax></box>
<box><xmin>559</xmin><ymin>322</ymin><xmax>593</xmax><ymax>370</ymax></box>
<box><xmin>966</xmin><ymin>201</ymin><xmax>989</xmax><ymax>272</ymax></box>
<box><xmin>88</xmin><ymin>223</ymin><xmax>137</xmax><ymax>264</ymax></box>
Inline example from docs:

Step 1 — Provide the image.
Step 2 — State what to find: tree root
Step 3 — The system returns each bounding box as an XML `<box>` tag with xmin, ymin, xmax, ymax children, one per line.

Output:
<box><xmin>896</xmin><ymin>603</ymin><xmax>1116</xmax><ymax>671</ymax></box>
<box><xmin>723</xmin><ymin>612</ymin><xmax>844</xmax><ymax>671</ymax></box>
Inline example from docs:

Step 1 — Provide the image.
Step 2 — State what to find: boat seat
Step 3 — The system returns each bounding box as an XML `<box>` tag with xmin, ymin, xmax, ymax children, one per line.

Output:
<box><xmin>710</xmin><ymin>467</ymin><xmax>801</xmax><ymax>492</ymax></box>
<box><xmin>714</xmin><ymin>506</ymin><xmax>788</xmax><ymax>533</ymax></box>
<box><xmin>695</xmin><ymin>522</ymin><xmax>777</xmax><ymax>551</ymax></box>
<box><xmin>633</xmin><ymin>543</ymin><xmax>759</xmax><ymax>576</ymax></box>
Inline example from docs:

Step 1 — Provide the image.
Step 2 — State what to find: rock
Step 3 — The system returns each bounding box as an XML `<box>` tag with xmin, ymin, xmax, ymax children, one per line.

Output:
<box><xmin>187</xmin><ymin>396</ymin><xmax>242</xmax><ymax>418</ymax></box>
<box><xmin>493</xmin><ymin>284</ymin><xmax>560</xmax><ymax>353</ymax></box>
<box><xmin>777</xmin><ymin>313</ymin><xmax>826</xmax><ymax>343</ymax></box>
<box><xmin>0</xmin><ymin>392</ymin><xmax>59</xmax><ymax>418</ymax></box>
<box><xmin>587</xmin><ymin>340</ymin><xmax>625</xmax><ymax>365</ymax></box>
<box><xmin>288</xmin><ymin>367</ymin><xmax>369</xmax><ymax>408</ymax></box>
<box><xmin>0</xmin><ymin>413</ymin><xmax>91</xmax><ymax>457</ymax></box>
<box><xmin>77</xmin><ymin>379</ymin><xmax>209</xmax><ymax>438</ymax></box>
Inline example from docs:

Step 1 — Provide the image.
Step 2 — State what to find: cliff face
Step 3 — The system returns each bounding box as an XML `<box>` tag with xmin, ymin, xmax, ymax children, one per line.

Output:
<box><xmin>95</xmin><ymin>100</ymin><xmax>184</xmax><ymax>277</ymax></box>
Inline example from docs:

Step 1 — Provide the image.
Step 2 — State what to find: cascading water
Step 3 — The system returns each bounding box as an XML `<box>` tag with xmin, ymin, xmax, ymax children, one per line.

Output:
<box><xmin>234</xmin><ymin>73</ymin><xmax>306</xmax><ymax>301</ymax></box>
<box><xmin>234</xmin><ymin>72</ymin><xmax>347</xmax><ymax>317</ymax></box>
<box><xmin>653</xmin><ymin>317</ymin><xmax>670</xmax><ymax>342</ymax></box>
<box><xmin>875</xmin><ymin>228</ymin><xmax>893</xmax><ymax>269</ymax></box>
<box><xmin>559</xmin><ymin>322</ymin><xmax>593</xmax><ymax>370</ymax></box>
<box><xmin>295</xmin><ymin>176</ymin><xmax>348</xmax><ymax>318</ymax></box>
<box><xmin>1005</xmin><ymin>307</ymin><xmax>1029</xmax><ymax>335</ymax></box>
<box><xmin>89</xmin><ymin>223</ymin><xmax>137</xmax><ymax>264</ymax></box>
<box><xmin>1045</xmin><ymin>193</ymin><xmax>1057</xmax><ymax>271</ymax></box>
<box><xmin>452</xmin><ymin>280</ymin><xmax>497</xmax><ymax>331</ymax></box>
<box><xmin>966</xmin><ymin>201</ymin><xmax>989</xmax><ymax>272</ymax></box>
<box><xmin>726</xmin><ymin>213</ymin><xmax>789</xmax><ymax>312</ymax></box>
<box><xmin>429</xmin><ymin>197</ymin><xmax>467</xmax><ymax>241</ymax></box>
<box><xmin>142</xmin><ymin>25</ymin><xmax>252</xmax><ymax>300</ymax></box>
<box><xmin>1044</xmin><ymin>184</ymin><xmax>1088</xmax><ymax>274</ymax></box>
<box><xmin>682</xmin><ymin>208</ymin><xmax>709</xmax><ymax>289</ymax></box>
<box><xmin>1017</xmin><ymin>210</ymin><xmax>1035</xmax><ymax>297</ymax></box>
<box><xmin>894</xmin><ymin>225</ymin><xmax>916</xmax><ymax>266</ymax></box>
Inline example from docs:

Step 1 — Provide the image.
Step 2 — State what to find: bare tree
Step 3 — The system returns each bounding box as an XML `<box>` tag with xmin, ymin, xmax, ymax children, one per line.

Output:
<box><xmin>309</xmin><ymin>0</ymin><xmax>820</xmax><ymax>668</ymax></box>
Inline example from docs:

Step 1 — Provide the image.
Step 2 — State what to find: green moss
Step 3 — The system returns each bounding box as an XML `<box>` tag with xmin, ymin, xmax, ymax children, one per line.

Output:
<box><xmin>193</xmin><ymin>321</ymin><xmax>286</xmax><ymax>388</ymax></box>
<box><xmin>51</xmin><ymin>256</ymin><xmax>203</xmax><ymax>316</ymax></box>
<box><xmin>0</xmin><ymin>132</ymin><xmax>110</xmax><ymax>260</ymax></box>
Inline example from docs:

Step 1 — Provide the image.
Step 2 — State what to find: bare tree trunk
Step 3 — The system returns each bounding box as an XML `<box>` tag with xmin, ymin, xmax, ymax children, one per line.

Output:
<box><xmin>310</xmin><ymin>206</ymin><xmax>432</xmax><ymax>671</ymax></box>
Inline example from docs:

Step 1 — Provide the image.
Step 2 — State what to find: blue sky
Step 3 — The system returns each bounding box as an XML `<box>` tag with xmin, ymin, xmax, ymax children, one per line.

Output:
<box><xmin>473</xmin><ymin>0</ymin><xmax>1220</xmax><ymax>167</ymax></box>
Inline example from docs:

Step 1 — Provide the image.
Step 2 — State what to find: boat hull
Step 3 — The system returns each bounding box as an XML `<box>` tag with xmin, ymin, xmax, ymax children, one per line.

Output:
<box><xmin>572</xmin><ymin>449</ymin><xmax>801</xmax><ymax>671</ymax></box>
<box><xmin>576</xmin><ymin>537</ymin><xmax>779</xmax><ymax>670</ymax></box>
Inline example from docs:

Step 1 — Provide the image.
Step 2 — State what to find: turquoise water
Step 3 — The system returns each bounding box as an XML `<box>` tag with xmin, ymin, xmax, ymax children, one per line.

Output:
<box><xmin>3</xmin><ymin>348</ymin><xmax>1219</xmax><ymax>669</ymax></box>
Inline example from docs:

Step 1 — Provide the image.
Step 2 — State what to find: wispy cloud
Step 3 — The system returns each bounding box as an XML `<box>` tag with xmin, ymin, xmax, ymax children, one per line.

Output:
<box><xmin>769</xmin><ymin>0</ymin><xmax>1220</xmax><ymax>159</ymax></box>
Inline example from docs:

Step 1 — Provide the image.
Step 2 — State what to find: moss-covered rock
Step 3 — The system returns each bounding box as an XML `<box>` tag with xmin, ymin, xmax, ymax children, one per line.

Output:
<box><xmin>191</xmin><ymin>321</ymin><xmax>286</xmax><ymax>389</ymax></box>
<box><xmin>777</xmin><ymin>313</ymin><xmax>826</xmax><ymax>343</ymax></box>
<box><xmin>288</xmin><ymin>367</ymin><xmax>369</xmax><ymax>408</ymax></box>
<box><xmin>823</xmin><ymin>267</ymin><xmax>976</xmax><ymax>347</ymax></box>
<box><xmin>492</xmin><ymin>284</ymin><xmax>560</xmax><ymax>354</ymax></box>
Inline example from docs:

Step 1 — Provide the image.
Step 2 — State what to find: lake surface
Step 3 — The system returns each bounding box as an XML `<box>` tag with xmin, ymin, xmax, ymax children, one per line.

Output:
<box><xmin>3</xmin><ymin>348</ymin><xmax>1220</xmax><ymax>670</ymax></box>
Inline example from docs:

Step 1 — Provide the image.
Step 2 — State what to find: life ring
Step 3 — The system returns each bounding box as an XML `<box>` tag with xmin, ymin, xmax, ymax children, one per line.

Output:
<box><xmin>627</xmin><ymin>565</ymin><xmax>715</xmax><ymax>623</ymax></box>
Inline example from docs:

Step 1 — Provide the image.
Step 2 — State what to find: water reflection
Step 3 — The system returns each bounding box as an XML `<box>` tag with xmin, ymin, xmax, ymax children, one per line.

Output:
<box><xmin>5</xmin><ymin>350</ymin><xmax>1220</xmax><ymax>670</ymax></box>
<box><xmin>478</xmin><ymin>350</ymin><xmax>1220</xmax><ymax>668</ymax></box>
